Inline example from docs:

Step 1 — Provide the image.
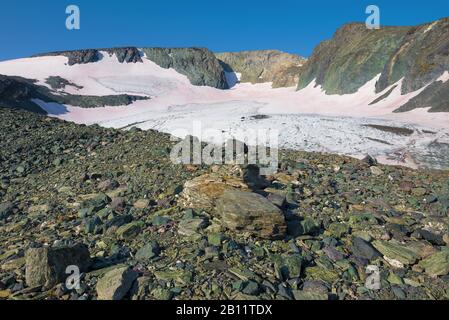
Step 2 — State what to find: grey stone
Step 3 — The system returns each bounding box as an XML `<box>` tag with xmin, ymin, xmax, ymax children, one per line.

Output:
<box><xmin>323</xmin><ymin>246</ymin><xmax>345</xmax><ymax>261</ymax></box>
<box><xmin>25</xmin><ymin>244</ymin><xmax>91</xmax><ymax>288</ymax></box>
<box><xmin>418</xmin><ymin>229</ymin><xmax>445</xmax><ymax>246</ymax></box>
<box><xmin>242</xmin><ymin>281</ymin><xmax>260</xmax><ymax>295</ymax></box>
<box><xmin>135</xmin><ymin>242</ymin><xmax>160</xmax><ymax>261</ymax></box>
<box><xmin>96</xmin><ymin>266</ymin><xmax>138</xmax><ymax>300</ymax></box>
<box><xmin>351</xmin><ymin>237</ymin><xmax>381</xmax><ymax>261</ymax></box>
<box><xmin>178</xmin><ymin>218</ymin><xmax>208</xmax><ymax>236</ymax></box>
<box><xmin>0</xmin><ymin>202</ymin><xmax>13</xmax><ymax>219</ymax></box>
<box><xmin>216</xmin><ymin>190</ymin><xmax>286</xmax><ymax>239</ymax></box>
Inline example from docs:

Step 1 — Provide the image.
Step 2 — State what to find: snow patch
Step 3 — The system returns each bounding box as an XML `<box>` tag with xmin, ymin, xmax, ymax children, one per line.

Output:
<box><xmin>437</xmin><ymin>71</ymin><xmax>449</xmax><ymax>83</ymax></box>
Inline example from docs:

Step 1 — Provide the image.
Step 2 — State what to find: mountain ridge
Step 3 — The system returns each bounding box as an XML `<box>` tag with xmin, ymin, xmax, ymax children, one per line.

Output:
<box><xmin>297</xmin><ymin>16</ymin><xmax>449</xmax><ymax>112</ymax></box>
<box><xmin>216</xmin><ymin>50</ymin><xmax>306</xmax><ymax>88</ymax></box>
<box><xmin>1</xmin><ymin>16</ymin><xmax>449</xmax><ymax>113</ymax></box>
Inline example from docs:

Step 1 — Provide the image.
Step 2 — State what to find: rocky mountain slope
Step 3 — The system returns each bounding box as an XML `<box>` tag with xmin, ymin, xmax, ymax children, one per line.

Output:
<box><xmin>142</xmin><ymin>48</ymin><xmax>229</xmax><ymax>89</ymax></box>
<box><xmin>1</xmin><ymin>108</ymin><xmax>449</xmax><ymax>300</ymax></box>
<box><xmin>1</xmin><ymin>47</ymin><xmax>229</xmax><ymax>113</ymax></box>
<box><xmin>36</xmin><ymin>47</ymin><xmax>229</xmax><ymax>90</ymax></box>
<box><xmin>297</xmin><ymin>17</ymin><xmax>449</xmax><ymax>112</ymax></box>
<box><xmin>34</xmin><ymin>47</ymin><xmax>143</xmax><ymax>65</ymax></box>
<box><xmin>0</xmin><ymin>74</ymin><xmax>148</xmax><ymax>114</ymax></box>
<box><xmin>216</xmin><ymin>50</ymin><xmax>306</xmax><ymax>88</ymax></box>
<box><xmin>36</xmin><ymin>47</ymin><xmax>305</xmax><ymax>90</ymax></box>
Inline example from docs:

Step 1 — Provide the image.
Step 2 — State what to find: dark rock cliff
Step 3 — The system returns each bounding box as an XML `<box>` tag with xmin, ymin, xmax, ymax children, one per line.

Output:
<box><xmin>142</xmin><ymin>47</ymin><xmax>229</xmax><ymax>89</ymax></box>
<box><xmin>0</xmin><ymin>74</ymin><xmax>148</xmax><ymax>113</ymax></box>
<box><xmin>35</xmin><ymin>47</ymin><xmax>229</xmax><ymax>89</ymax></box>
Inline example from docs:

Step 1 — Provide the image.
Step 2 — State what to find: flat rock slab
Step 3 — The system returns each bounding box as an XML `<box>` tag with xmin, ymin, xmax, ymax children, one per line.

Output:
<box><xmin>372</xmin><ymin>240</ymin><xmax>418</xmax><ymax>267</ymax></box>
<box><xmin>419</xmin><ymin>249</ymin><xmax>449</xmax><ymax>277</ymax></box>
<box><xmin>96</xmin><ymin>266</ymin><xmax>138</xmax><ymax>300</ymax></box>
<box><xmin>181</xmin><ymin>173</ymin><xmax>249</xmax><ymax>211</ymax></box>
<box><xmin>216</xmin><ymin>189</ymin><xmax>286</xmax><ymax>239</ymax></box>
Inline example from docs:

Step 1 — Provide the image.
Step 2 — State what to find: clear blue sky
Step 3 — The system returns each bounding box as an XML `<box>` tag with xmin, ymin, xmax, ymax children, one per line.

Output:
<box><xmin>1</xmin><ymin>0</ymin><xmax>448</xmax><ymax>61</ymax></box>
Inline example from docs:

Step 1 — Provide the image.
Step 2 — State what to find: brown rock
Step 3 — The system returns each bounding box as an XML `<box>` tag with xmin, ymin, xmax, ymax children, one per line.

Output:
<box><xmin>181</xmin><ymin>173</ymin><xmax>249</xmax><ymax>210</ymax></box>
<box><xmin>133</xmin><ymin>199</ymin><xmax>150</xmax><ymax>209</ymax></box>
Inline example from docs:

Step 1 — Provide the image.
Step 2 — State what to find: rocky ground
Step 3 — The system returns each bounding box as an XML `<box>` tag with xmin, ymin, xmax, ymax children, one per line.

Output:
<box><xmin>1</xmin><ymin>107</ymin><xmax>449</xmax><ymax>301</ymax></box>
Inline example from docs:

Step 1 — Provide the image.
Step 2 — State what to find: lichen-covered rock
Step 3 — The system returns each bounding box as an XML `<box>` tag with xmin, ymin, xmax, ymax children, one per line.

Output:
<box><xmin>292</xmin><ymin>290</ymin><xmax>328</xmax><ymax>300</ymax></box>
<box><xmin>153</xmin><ymin>269</ymin><xmax>193</xmax><ymax>287</ymax></box>
<box><xmin>372</xmin><ymin>240</ymin><xmax>418</xmax><ymax>267</ymax></box>
<box><xmin>177</xmin><ymin>218</ymin><xmax>208</xmax><ymax>237</ymax></box>
<box><xmin>142</xmin><ymin>47</ymin><xmax>229</xmax><ymax>89</ymax></box>
<box><xmin>180</xmin><ymin>173</ymin><xmax>250</xmax><ymax>211</ymax></box>
<box><xmin>216</xmin><ymin>50</ymin><xmax>305</xmax><ymax>88</ymax></box>
<box><xmin>135</xmin><ymin>242</ymin><xmax>160</xmax><ymax>261</ymax></box>
<box><xmin>419</xmin><ymin>249</ymin><xmax>449</xmax><ymax>277</ymax></box>
<box><xmin>271</xmin><ymin>254</ymin><xmax>303</xmax><ymax>280</ymax></box>
<box><xmin>304</xmin><ymin>266</ymin><xmax>340</xmax><ymax>285</ymax></box>
<box><xmin>96</xmin><ymin>266</ymin><xmax>138</xmax><ymax>300</ymax></box>
<box><xmin>116</xmin><ymin>221</ymin><xmax>144</xmax><ymax>240</ymax></box>
<box><xmin>25</xmin><ymin>244</ymin><xmax>91</xmax><ymax>288</ymax></box>
<box><xmin>216</xmin><ymin>190</ymin><xmax>286</xmax><ymax>239</ymax></box>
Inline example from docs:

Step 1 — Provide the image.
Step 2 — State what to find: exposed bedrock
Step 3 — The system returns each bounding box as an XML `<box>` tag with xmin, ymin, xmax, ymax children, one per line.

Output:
<box><xmin>216</xmin><ymin>50</ymin><xmax>306</xmax><ymax>88</ymax></box>
<box><xmin>296</xmin><ymin>17</ymin><xmax>449</xmax><ymax>112</ymax></box>
<box><xmin>142</xmin><ymin>47</ymin><xmax>229</xmax><ymax>89</ymax></box>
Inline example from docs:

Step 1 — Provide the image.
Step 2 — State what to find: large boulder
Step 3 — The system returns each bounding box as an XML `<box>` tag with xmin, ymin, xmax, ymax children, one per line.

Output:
<box><xmin>180</xmin><ymin>173</ymin><xmax>250</xmax><ymax>211</ymax></box>
<box><xmin>25</xmin><ymin>244</ymin><xmax>92</xmax><ymax>288</ymax></box>
<box><xmin>180</xmin><ymin>169</ymin><xmax>286</xmax><ymax>239</ymax></box>
<box><xmin>216</xmin><ymin>190</ymin><xmax>286</xmax><ymax>239</ymax></box>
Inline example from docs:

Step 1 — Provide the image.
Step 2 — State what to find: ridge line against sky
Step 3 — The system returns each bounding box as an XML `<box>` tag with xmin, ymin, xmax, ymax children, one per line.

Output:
<box><xmin>1</xmin><ymin>0</ymin><xmax>449</xmax><ymax>61</ymax></box>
